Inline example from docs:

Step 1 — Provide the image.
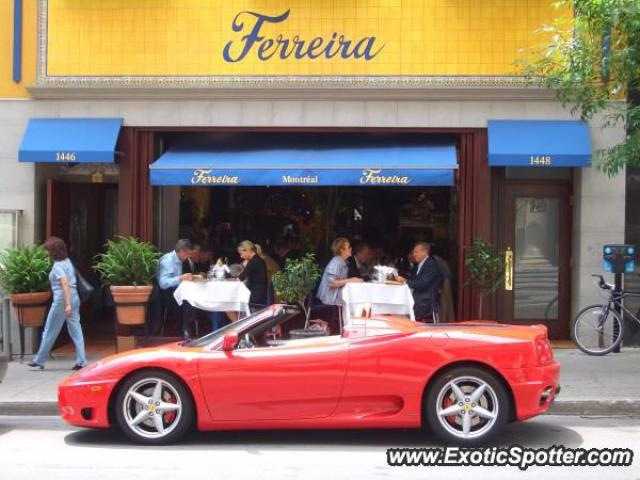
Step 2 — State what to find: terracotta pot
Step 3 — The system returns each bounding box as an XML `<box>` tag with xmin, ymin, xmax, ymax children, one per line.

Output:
<box><xmin>110</xmin><ymin>285</ymin><xmax>153</xmax><ymax>325</ymax></box>
<box><xmin>10</xmin><ymin>291</ymin><xmax>52</xmax><ymax>327</ymax></box>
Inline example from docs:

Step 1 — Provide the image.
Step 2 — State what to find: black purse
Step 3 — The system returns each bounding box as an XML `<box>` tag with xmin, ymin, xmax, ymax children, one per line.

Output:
<box><xmin>75</xmin><ymin>268</ymin><xmax>94</xmax><ymax>303</ymax></box>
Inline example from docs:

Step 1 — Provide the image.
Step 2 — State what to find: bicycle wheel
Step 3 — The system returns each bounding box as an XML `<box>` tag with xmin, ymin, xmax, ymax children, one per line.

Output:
<box><xmin>572</xmin><ymin>304</ymin><xmax>623</xmax><ymax>356</ymax></box>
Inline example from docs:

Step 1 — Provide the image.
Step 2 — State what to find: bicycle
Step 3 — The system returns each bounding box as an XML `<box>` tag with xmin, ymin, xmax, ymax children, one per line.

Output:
<box><xmin>572</xmin><ymin>274</ymin><xmax>640</xmax><ymax>355</ymax></box>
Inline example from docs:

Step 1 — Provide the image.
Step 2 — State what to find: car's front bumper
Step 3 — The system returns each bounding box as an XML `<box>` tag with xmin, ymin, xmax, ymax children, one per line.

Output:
<box><xmin>58</xmin><ymin>379</ymin><xmax>116</xmax><ymax>428</ymax></box>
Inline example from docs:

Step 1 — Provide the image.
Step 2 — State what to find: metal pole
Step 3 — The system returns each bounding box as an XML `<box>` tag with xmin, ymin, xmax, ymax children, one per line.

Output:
<box><xmin>613</xmin><ymin>272</ymin><xmax>623</xmax><ymax>353</ymax></box>
<box><xmin>1</xmin><ymin>297</ymin><xmax>11</xmax><ymax>358</ymax></box>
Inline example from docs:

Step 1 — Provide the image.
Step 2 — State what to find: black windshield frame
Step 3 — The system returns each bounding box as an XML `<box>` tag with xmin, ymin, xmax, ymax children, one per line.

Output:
<box><xmin>183</xmin><ymin>305</ymin><xmax>301</xmax><ymax>348</ymax></box>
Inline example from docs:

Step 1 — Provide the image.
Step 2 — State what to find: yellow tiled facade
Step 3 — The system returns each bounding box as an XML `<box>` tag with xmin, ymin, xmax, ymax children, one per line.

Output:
<box><xmin>47</xmin><ymin>0</ymin><xmax>566</xmax><ymax>77</ymax></box>
<box><xmin>1</xmin><ymin>0</ymin><xmax>568</xmax><ymax>97</ymax></box>
<box><xmin>0</xmin><ymin>0</ymin><xmax>37</xmax><ymax>98</ymax></box>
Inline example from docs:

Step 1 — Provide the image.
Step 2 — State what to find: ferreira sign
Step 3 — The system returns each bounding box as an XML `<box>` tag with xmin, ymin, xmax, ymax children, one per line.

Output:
<box><xmin>360</xmin><ymin>169</ymin><xmax>410</xmax><ymax>185</ymax></box>
<box><xmin>223</xmin><ymin>10</ymin><xmax>384</xmax><ymax>63</ymax></box>
<box><xmin>150</xmin><ymin>166</ymin><xmax>451</xmax><ymax>186</ymax></box>
<box><xmin>191</xmin><ymin>169</ymin><xmax>240</xmax><ymax>185</ymax></box>
<box><xmin>44</xmin><ymin>0</ymin><xmax>565</xmax><ymax>79</ymax></box>
<box><xmin>188</xmin><ymin>168</ymin><xmax>412</xmax><ymax>185</ymax></box>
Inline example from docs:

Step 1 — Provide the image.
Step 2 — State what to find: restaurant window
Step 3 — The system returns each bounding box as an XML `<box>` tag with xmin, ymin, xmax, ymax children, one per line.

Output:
<box><xmin>0</xmin><ymin>210</ymin><xmax>21</xmax><ymax>252</ymax></box>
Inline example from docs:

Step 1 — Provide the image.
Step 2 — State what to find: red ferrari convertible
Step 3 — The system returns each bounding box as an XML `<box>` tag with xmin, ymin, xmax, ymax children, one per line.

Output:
<box><xmin>59</xmin><ymin>305</ymin><xmax>560</xmax><ymax>445</ymax></box>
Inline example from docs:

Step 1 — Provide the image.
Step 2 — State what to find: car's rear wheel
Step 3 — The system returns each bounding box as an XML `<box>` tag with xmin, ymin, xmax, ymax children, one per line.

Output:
<box><xmin>425</xmin><ymin>366</ymin><xmax>509</xmax><ymax>445</ymax></box>
<box><xmin>115</xmin><ymin>369</ymin><xmax>194</xmax><ymax>445</ymax></box>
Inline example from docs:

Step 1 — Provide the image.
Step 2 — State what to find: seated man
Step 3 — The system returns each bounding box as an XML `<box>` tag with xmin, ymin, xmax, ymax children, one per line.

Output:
<box><xmin>181</xmin><ymin>242</ymin><xmax>200</xmax><ymax>274</ymax></box>
<box><xmin>194</xmin><ymin>245</ymin><xmax>214</xmax><ymax>274</ymax></box>
<box><xmin>273</xmin><ymin>237</ymin><xmax>300</xmax><ymax>269</ymax></box>
<box><xmin>397</xmin><ymin>241</ymin><xmax>443</xmax><ymax>322</ymax></box>
<box><xmin>346</xmin><ymin>241</ymin><xmax>374</xmax><ymax>280</ymax></box>
<box><xmin>157</xmin><ymin>238</ymin><xmax>196</xmax><ymax>339</ymax></box>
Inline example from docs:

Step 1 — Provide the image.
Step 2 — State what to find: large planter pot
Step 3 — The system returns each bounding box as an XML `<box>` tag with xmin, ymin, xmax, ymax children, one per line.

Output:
<box><xmin>10</xmin><ymin>291</ymin><xmax>52</xmax><ymax>327</ymax></box>
<box><xmin>110</xmin><ymin>285</ymin><xmax>153</xmax><ymax>325</ymax></box>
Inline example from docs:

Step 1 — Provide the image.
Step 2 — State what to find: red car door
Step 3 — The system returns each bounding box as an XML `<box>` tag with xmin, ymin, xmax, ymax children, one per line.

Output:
<box><xmin>198</xmin><ymin>336</ymin><xmax>349</xmax><ymax>421</ymax></box>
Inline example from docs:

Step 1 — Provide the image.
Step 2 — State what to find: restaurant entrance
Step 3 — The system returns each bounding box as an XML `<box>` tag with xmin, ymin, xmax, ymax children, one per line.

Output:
<box><xmin>45</xmin><ymin>179</ymin><xmax>119</xmax><ymax>347</ymax></box>
<box><xmin>151</xmin><ymin>130</ymin><xmax>461</xmax><ymax>313</ymax></box>
<box><xmin>495</xmin><ymin>170</ymin><xmax>573</xmax><ymax>339</ymax></box>
<box><xmin>116</xmin><ymin>127</ymin><xmax>491</xmax><ymax>323</ymax></box>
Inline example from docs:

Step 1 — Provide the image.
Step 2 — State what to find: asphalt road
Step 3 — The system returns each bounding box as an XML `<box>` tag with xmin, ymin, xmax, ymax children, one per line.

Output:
<box><xmin>1</xmin><ymin>415</ymin><xmax>639</xmax><ymax>480</ymax></box>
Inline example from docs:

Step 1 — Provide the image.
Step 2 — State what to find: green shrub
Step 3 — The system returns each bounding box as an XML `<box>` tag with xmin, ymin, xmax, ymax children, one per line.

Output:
<box><xmin>464</xmin><ymin>238</ymin><xmax>505</xmax><ymax>319</ymax></box>
<box><xmin>93</xmin><ymin>236</ymin><xmax>161</xmax><ymax>286</ymax></box>
<box><xmin>0</xmin><ymin>245</ymin><xmax>52</xmax><ymax>294</ymax></box>
<box><xmin>271</xmin><ymin>253</ymin><xmax>321</xmax><ymax>329</ymax></box>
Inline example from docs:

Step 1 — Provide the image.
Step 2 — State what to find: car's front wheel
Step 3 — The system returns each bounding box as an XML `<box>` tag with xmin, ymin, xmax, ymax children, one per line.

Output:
<box><xmin>115</xmin><ymin>369</ymin><xmax>194</xmax><ymax>445</ymax></box>
<box><xmin>425</xmin><ymin>366</ymin><xmax>509</xmax><ymax>445</ymax></box>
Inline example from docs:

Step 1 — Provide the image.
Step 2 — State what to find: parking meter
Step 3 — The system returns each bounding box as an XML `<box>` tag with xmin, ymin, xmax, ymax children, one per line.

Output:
<box><xmin>602</xmin><ymin>244</ymin><xmax>636</xmax><ymax>274</ymax></box>
<box><xmin>602</xmin><ymin>244</ymin><xmax>636</xmax><ymax>352</ymax></box>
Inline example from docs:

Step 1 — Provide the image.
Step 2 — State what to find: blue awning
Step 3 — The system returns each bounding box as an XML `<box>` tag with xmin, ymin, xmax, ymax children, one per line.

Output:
<box><xmin>18</xmin><ymin>118</ymin><xmax>123</xmax><ymax>163</ymax></box>
<box><xmin>488</xmin><ymin>120</ymin><xmax>591</xmax><ymax>167</ymax></box>
<box><xmin>150</xmin><ymin>139</ymin><xmax>458</xmax><ymax>187</ymax></box>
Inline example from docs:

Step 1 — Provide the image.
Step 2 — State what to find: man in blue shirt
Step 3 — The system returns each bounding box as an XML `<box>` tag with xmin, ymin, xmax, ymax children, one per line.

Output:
<box><xmin>157</xmin><ymin>239</ymin><xmax>195</xmax><ymax>339</ymax></box>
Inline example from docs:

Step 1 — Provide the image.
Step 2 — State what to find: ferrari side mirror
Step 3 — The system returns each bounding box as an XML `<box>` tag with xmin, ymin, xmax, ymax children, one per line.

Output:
<box><xmin>222</xmin><ymin>332</ymin><xmax>239</xmax><ymax>352</ymax></box>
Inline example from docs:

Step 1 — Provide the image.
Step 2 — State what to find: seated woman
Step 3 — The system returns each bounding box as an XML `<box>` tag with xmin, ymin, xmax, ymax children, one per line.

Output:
<box><xmin>317</xmin><ymin>237</ymin><xmax>363</xmax><ymax>307</ymax></box>
<box><xmin>237</xmin><ymin>240</ymin><xmax>269</xmax><ymax>308</ymax></box>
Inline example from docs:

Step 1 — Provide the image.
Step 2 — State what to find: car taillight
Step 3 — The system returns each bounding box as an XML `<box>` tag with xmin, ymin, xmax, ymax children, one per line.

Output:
<box><xmin>535</xmin><ymin>335</ymin><xmax>554</xmax><ymax>365</ymax></box>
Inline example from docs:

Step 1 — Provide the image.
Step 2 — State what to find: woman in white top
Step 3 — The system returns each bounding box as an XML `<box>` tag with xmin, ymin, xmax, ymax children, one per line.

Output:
<box><xmin>317</xmin><ymin>237</ymin><xmax>363</xmax><ymax>306</ymax></box>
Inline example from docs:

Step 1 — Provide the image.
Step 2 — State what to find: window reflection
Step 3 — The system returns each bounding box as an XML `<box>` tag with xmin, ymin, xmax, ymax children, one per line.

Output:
<box><xmin>513</xmin><ymin>198</ymin><xmax>560</xmax><ymax>320</ymax></box>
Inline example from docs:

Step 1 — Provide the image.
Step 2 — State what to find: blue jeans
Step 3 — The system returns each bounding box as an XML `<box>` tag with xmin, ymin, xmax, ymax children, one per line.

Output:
<box><xmin>209</xmin><ymin>312</ymin><xmax>229</xmax><ymax>331</ymax></box>
<box><xmin>33</xmin><ymin>292</ymin><xmax>87</xmax><ymax>366</ymax></box>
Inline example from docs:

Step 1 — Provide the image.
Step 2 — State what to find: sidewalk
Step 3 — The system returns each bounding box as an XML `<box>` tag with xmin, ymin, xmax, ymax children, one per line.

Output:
<box><xmin>0</xmin><ymin>348</ymin><xmax>639</xmax><ymax>416</ymax></box>
<box><xmin>547</xmin><ymin>348</ymin><xmax>640</xmax><ymax>416</ymax></box>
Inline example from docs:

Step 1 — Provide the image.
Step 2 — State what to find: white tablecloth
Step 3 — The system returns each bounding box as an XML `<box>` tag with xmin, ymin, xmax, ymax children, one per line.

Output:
<box><xmin>342</xmin><ymin>283</ymin><xmax>415</xmax><ymax>321</ymax></box>
<box><xmin>174</xmin><ymin>280</ymin><xmax>251</xmax><ymax>316</ymax></box>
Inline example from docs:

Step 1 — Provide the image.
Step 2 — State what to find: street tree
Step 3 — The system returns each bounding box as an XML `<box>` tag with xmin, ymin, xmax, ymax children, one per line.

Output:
<box><xmin>523</xmin><ymin>0</ymin><xmax>640</xmax><ymax>176</ymax></box>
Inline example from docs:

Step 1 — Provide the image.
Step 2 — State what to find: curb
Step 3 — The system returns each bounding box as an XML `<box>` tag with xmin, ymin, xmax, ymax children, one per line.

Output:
<box><xmin>0</xmin><ymin>402</ymin><xmax>59</xmax><ymax>416</ymax></box>
<box><xmin>1</xmin><ymin>400</ymin><xmax>640</xmax><ymax>417</ymax></box>
<box><xmin>548</xmin><ymin>400</ymin><xmax>640</xmax><ymax>416</ymax></box>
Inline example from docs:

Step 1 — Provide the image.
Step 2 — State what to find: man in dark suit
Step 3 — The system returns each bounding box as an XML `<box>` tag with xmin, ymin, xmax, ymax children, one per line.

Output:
<box><xmin>397</xmin><ymin>241</ymin><xmax>443</xmax><ymax>322</ymax></box>
<box><xmin>272</xmin><ymin>237</ymin><xmax>300</xmax><ymax>269</ymax></box>
<box><xmin>346</xmin><ymin>241</ymin><xmax>373</xmax><ymax>280</ymax></box>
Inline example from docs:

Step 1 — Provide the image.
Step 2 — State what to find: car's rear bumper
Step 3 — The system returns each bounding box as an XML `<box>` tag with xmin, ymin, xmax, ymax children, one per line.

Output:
<box><xmin>505</xmin><ymin>361</ymin><xmax>560</xmax><ymax>421</ymax></box>
<box><xmin>58</xmin><ymin>381</ymin><xmax>115</xmax><ymax>429</ymax></box>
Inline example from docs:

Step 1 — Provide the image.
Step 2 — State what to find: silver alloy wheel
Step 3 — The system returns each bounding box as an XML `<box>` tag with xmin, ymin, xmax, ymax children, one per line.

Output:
<box><xmin>122</xmin><ymin>377</ymin><xmax>183</xmax><ymax>440</ymax></box>
<box><xmin>435</xmin><ymin>375</ymin><xmax>499</xmax><ymax>440</ymax></box>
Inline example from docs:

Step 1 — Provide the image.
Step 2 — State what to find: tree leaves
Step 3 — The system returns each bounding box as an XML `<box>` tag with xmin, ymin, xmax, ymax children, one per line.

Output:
<box><xmin>271</xmin><ymin>253</ymin><xmax>321</xmax><ymax>329</ymax></box>
<box><xmin>464</xmin><ymin>238</ymin><xmax>505</xmax><ymax>295</ymax></box>
<box><xmin>522</xmin><ymin>0</ymin><xmax>640</xmax><ymax>176</ymax></box>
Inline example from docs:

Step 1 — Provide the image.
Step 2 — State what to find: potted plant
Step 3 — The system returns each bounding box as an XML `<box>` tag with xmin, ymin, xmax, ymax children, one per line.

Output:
<box><xmin>0</xmin><ymin>245</ymin><xmax>52</xmax><ymax>327</ymax></box>
<box><xmin>464</xmin><ymin>238</ymin><xmax>505</xmax><ymax>319</ymax></box>
<box><xmin>271</xmin><ymin>253</ymin><xmax>324</xmax><ymax>339</ymax></box>
<box><xmin>93</xmin><ymin>236</ymin><xmax>161</xmax><ymax>325</ymax></box>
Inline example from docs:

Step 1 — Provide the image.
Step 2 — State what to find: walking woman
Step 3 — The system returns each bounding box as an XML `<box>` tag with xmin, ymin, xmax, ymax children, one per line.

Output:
<box><xmin>28</xmin><ymin>237</ymin><xmax>87</xmax><ymax>370</ymax></box>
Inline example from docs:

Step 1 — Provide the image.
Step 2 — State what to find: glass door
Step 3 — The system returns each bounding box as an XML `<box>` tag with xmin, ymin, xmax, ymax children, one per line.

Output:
<box><xmin>500</xmin><ymin>184</ymin><xmax>572</xmax><ymax>339</ymax></box>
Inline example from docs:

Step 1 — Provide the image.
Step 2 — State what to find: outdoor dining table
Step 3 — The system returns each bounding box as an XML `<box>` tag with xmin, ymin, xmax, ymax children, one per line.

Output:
<box><xmin>173</xmin><ymin>279</ymin><xmax>251</xmax><ymax>317</ymax></box>
<box><xmin>342</xmin><ymin>282</ymin><xmax>415</xmax><ymax>322</ymax></box>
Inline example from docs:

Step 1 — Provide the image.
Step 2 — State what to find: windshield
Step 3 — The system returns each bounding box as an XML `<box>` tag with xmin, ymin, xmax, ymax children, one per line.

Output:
<box><xmin>184</xmin><ymin>306</ymin><xmax>294</xmax><ymax>348</ymax></box>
